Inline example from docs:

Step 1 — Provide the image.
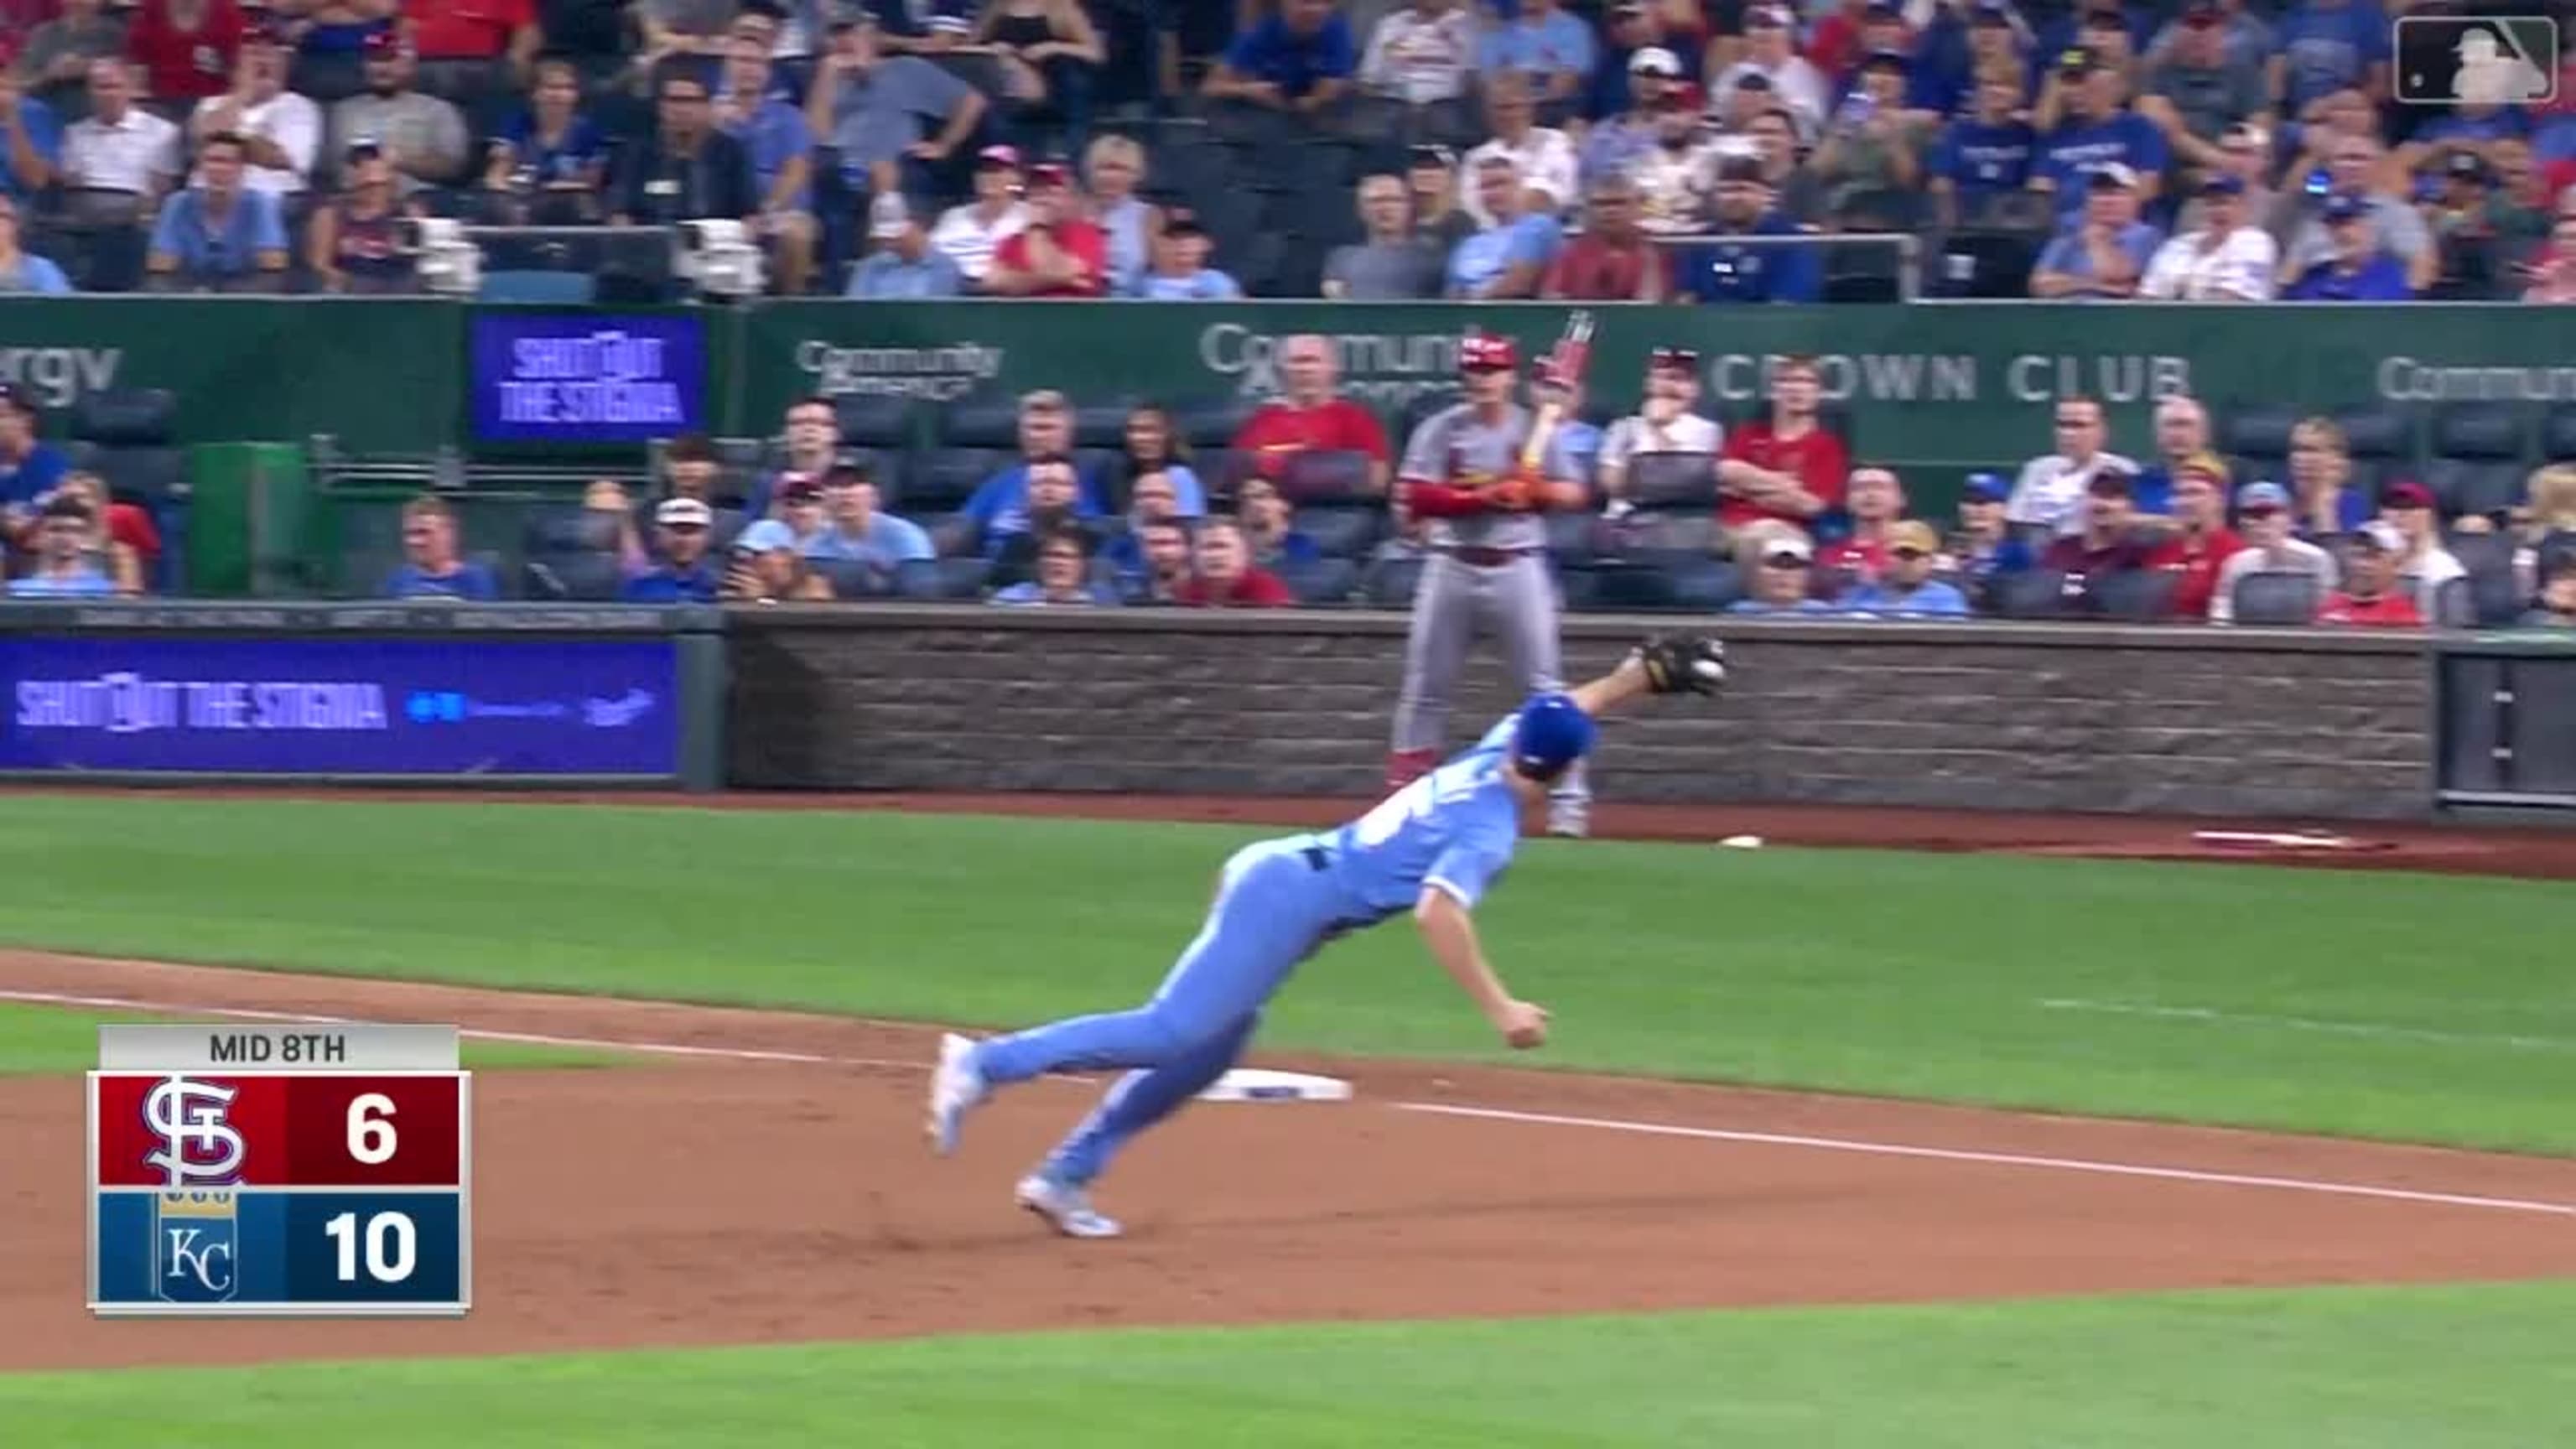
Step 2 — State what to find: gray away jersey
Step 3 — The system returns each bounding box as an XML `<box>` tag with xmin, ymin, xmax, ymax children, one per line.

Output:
<box><xmin>1398</xmin><ymin>402</ymin><xmax>1574</xmax><ymax>552</ymax></box>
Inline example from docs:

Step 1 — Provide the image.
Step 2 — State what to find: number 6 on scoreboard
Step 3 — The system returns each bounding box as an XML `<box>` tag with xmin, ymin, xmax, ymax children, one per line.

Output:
<box><xmin>326</xmin><ymin>1210</ymin><xmax>417</xmax><ymax>1283</ymax></box>
<box><xmin>347</xmin><ymin>1093</ymin><xmax>397</xmax><ymax>1165</ymax></box>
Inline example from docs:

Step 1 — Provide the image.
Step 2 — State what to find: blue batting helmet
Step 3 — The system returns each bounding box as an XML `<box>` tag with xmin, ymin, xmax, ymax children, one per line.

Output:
<box><xmin>1511</xmin><ymin>693</ymin><xmax>1596</xmax><ymax>781</ymax></box>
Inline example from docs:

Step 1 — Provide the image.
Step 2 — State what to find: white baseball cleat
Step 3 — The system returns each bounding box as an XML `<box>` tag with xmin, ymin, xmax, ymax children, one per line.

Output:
<box><xmin>1015</xmin><ymin>1174</ymin><xmax>1124</xmax><ymax>1239</ymax></box>
<box><xmin>1546</xmin><ymin>804</ymin><xmax>1590</xmax><ymax>839</ymax></box>
<box><xmin>926</xmin><ymin>1032</ymin><xmax>986</xmax><ymax>1156</ymax></box>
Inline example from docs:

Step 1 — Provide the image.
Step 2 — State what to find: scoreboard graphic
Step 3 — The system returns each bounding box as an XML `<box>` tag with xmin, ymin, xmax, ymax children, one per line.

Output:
<box><xmin>88</xmin><ymin>1024</ymin><xmax>471</xmax><ymax>1317</ymax></box>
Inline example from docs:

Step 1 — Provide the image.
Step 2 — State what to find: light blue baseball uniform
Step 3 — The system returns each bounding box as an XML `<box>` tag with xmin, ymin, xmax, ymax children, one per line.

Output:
<box><xmin>972</xmin><ymin>713</ymin><xmax>1526</xmax><ymax>1187</ymax></box>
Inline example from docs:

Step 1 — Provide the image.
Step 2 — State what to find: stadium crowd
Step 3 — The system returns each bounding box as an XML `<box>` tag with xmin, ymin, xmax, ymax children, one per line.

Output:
<box><xmin>315</xmin><ymin>345</ymin><xmax>2576</xmax><ymax>628</ymax></box>
<box><xmin>0</xmin><ymin>0</ymin><xmax>2567</xmax><ymax>299</ymax></box>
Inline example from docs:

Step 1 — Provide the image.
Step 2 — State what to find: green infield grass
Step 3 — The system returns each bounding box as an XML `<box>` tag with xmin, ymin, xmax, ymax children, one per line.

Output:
<box><xmin>0</xmin><ymin>796</ymin><xmax>2567</xmax><ymax>1151</ymax></box>
<box><xmin>4</xmin><ymin>1280</ymin><xmax>2573</xmax><ymax>1446</ymax></box>
<box><xmin>0</xmin><ymin>1001</ymin><xmax>624</xmax><ymax>1075</ymax></box>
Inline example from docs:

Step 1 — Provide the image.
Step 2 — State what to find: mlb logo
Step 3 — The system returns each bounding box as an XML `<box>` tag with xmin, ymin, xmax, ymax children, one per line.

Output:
<box><xmin>153</xmin><ymin>1191</ymin><xmax>239</xmax><ymax>1305</ymax></box>
<box><xmin>2393</xmin><ymin>16</ymin><xmax>2558</xmax><ymax>106</ymax></box>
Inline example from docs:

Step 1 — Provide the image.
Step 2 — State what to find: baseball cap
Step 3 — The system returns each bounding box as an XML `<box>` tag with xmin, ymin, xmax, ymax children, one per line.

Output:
<box><xmin>1863</xmin><ymin>0</ymin><xmax>1903</xmax><ymax>17</ymax></box>
<box><xmin>2381</xmin><ymin>479</ymin><xmax>2436</xmax><ymax>510</ymax></box>
<box><xmin>2321</xmin><ymin>190</ymin><xmax>2370</xmax><ymax>222</ymax></box>
<box><xmin>2176</xmin><ymin>451</ymin><xmax>2231</xmax><ymax>484</ymax></box>
<box><xmin>776</xmin><ymin>472</ymin><xmax>824</xmax><ymax>504</ymax></box>
<box><xmin>2201</xmin><ymin>172</ymin><xmax>2246</xmax><ymax>195</ymax></box>
<box><xmin>656</xmin><ymin>497</ymin><xmax>714</xmax><ymax>528</ymax></box>
<box><xmin>2236</xmin><ymin>481</ymin><xmax>2291</xmax><ymax>513</ymax></box>
<box><xmin>868</xmin><ymin>192</ymin><xmax>910</xmax><ymax>240</ymax></box>
<box><xmin>974</xmin><ymin>143</ymin><xmax>1021</xmax><ymax>170</ymax></box>
<box><xmin>1409</xmin><ymin>143</ymin><xmax>1457</xmax><ymax>170</ymax></box>
<box><xmin>1745</xmin><ymin>4</ymin><xmax>1791</xmax><ymax>29</ymax></box>
<box><xmin>1860</xmin><ymin>48</ymin><xmax>1909</xmax><ymax>75</ymax></box>
<box><xmin>1628</xmin><ymin>45</ymin><xmax>1683</xmax><ymax>77</ymax></box>
<box><xmin>362</xmin><ymin>29</ymin><xmax>401</xmax><ymax>55</ymax></box>
<box><xmin>2057</xmin><ymin>44</ymin><xmax>2099</xmax><ymax>75</ymax></box>
<box><xmin>1649</xmin><ymin>345</ymin><xmax>1701</xmax><ymax>373</ymax></box>
<box><xmin>2086</xmin><ymin>161</ymin><xmax>2139</xmax><ymax>190</ymax></box>
<box><xmin>1888</xmin><ymin>520</ymin><xmax>1940</xmax><ymax>554</ymax></box>
<box><xmin>2087</xmin><ymin>469</ymin><xmax>2134</xmax><ymax>497</ymax></box>
<box><xmin>1511</xmin><ymin>693</ymin><xmax>1598</xmax><ymax>780</ymax></box>
<box><xmin>2180</xmin><ymin>0</ymin><xmax>2221</xmax><ymax>24</ymax></box>
<box><xmin>2445</xmin><ymin>150</ymin><xmax>2490</xmax><ymax>182</ymax></box>
<box><xmin>1026</xmin><ymin>161</ymin><xmax>1071</xmax><ymax>187</ymax></box>
<box><xmin>2353</xmin><ymin>519</ymin><xmax>2405</xmax><ymax>553</ymax></box>
<box><xmin>1961</xmin><ymin>471</ymin><xmax>2008</xmax><ymax>504</ymax></box>
<box><xmin>1971</xmin><ymin>0</ymin><xmax>2013</xmax><ymax>25</ymax></box>
<box><xmin>1761</xmin><ymin>534</ymin><xmax>1815</xmax><ymax>564</ymax></box>
<box><xmin>1715</xmin><ymin>154</ymin><xmax>1767</xmax><ymax>184</ymax></box>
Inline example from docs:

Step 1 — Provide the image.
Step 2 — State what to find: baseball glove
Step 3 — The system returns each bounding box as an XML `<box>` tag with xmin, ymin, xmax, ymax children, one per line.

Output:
<box><xmin>1635</xmin><ymin>633</ymin><xmax>1727</xmax><ymax>695</ymax></box>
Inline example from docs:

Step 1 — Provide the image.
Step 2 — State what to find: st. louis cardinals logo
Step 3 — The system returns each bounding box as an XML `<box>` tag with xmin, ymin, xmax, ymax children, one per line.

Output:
<box><xmin>142</xmin><ymin>1078</ymin><xmax>246</xmax><ymax>1186</ymax></box>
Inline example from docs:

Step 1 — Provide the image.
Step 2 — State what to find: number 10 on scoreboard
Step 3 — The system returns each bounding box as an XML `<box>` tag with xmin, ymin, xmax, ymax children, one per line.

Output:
<box><xmin>87</xmin><ymin>1024</ymin><xmax>472</xmax><ymax>1317</ymax></box>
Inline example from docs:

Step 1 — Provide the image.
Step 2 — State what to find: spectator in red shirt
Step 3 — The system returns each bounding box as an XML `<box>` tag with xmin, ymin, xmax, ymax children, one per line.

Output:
<box><xmin>1717</xmin><ymin>354</ymin><xmax>1847</xmax><ymax>532</ymax></box>
<box><xmin>1816</xmin><ymin>463</ymin><xmax>1908</xmax><ymax>584</ymax></box>
<box><xmin>2039</xmin><ymin>469</ymin><xmax>2155</xmax><ymax>601</ymax></box>
<box><xmin>410</xmin><ymin>0</ymin><xmax>539</xmax><ymax>69</ymax></box>
<box><xmin>1174</xmin><ymin>517</ymin><xmax>1295</xmax><ymax>607</ymax></box>
<box><xmin>985</xmin><ymin>160</ymin><xmax>1106</xmax><ymax>298</ymax></box>
<box><xmin>1541</xmin><ymin>174</ymin><xmax>1667</xmax><ymax>300</ymax></box>
<box><xmin>1229</xmin><ymin>331</ymin><xmax>1393</xmax><ymax>494</ymax></box>
<box><xmin>128</xmin><ymin>0</ymin><xmax>246</xmax><ymax>103</ymax></box>
<box><xmin>2144</xmin><ymin>452</ymin><xmax>2242</xmax><ymax>619</ymax></box>
<box><xmin>2319</xmin><ymin>521</ymin><xmax>2427</xmax><ymax>626</ymax></box>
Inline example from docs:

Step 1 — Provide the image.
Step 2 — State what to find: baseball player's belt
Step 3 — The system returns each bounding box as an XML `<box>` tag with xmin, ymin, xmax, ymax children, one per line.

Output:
<box><xmin>1436</xmin><ymin>546</ymin><xmax>1540</xmax><ymax>568</ymax></box>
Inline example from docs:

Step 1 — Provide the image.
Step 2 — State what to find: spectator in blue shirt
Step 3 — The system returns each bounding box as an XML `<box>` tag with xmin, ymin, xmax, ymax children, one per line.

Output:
<box><xmin>1946</xmin><ymin>472</ymin><xmax>2034</xmax><ymax>610</ymax></box>
<box><xmin>146</xmin><ymin>131</ymin><xmax>289</xmax><ymax>291</ymax></box>
<box><xmin>0</xmin><ymin>72</ymin><xmax>64</xmax><ymax>204</ymax></box>
<box><xmin>0</xmin><ymin>194</ymin><xmax>71</xmax><ymax>294</ymax></box>
<box><xmin>2030</xmin><ymin>163</ymin><xmax>2162</xmax><ymax>299</ymax></box>
<box><xmin>989</xmin><ymin>524</ymin><xmax>1119</xmax><ymax>606</ymax></box>
<box><xmin>1202</xmin><ymin>0</ymin><xmax>1355</xmax><ymax>122</ymax></box>
<box><xmin>383</xmin><ymin>496</ymin><xmax>501</xmax><ymax>600</ymax></box>
<box><xmin>0</xmin><ymin>384</ymin><xmax>71</xmax><ymax>544</ymax></box>
<box><xmin>2272</xmin><ymin>0</ymin><xmax>2389</xmax><ymax>117</ymax></box>
<box><xmin>1236</xmin><ymin>475</ymin><xmax>1325</xmax><ymax>573</ymax></box>
<box><xmin>1931</xmin><ymin>69</ymin><xmax>2038</xmax><ymax>226</ymax></box>
<box><xmin>953</xmin><ymin>390</ymin><xmax>1109</xmax><ymax>553</ymax></box>
<box><xmin>718</xmin><ymin>35</ymin><xmax>818</xmax><ymax>294</ymax></box>
<box><xmin>1837</xmin><ymin>521</ymin><xmax>1974</xmax><ymax>616</ymax></box>
<box><xmin>847</xmin><ymin>194</ymin><xmax>964</xmax><ymax>297</ymax></box>
<box><xmin>1673</xmin><ymin>157</ymin><xmax>1821</xmax><ymax>304</ymax></box>
<box><xmin>621</xmin><ymin>497</ymin><xmax>724</xmax><ymax>602</ymax></box>
<box><xmin>483</xmin><ymin>57</ymin><xmax>609</xmax><ymax>223</ymax></box>
<box><xmin>1915</xmin><ymin>0</ymin><xmax>2028</xmax><ymax>122</ymax></box>
<box><xmin>1446</xmin><ymin>153</ymin><xmax>1562</xmax><ymax>297</ymax></box>
<box><xmin>1727</xmin><ymin>532</ymin><xmax>1841</xmax><ymax>615</ymax></box>
<box><xmin>8</xmin><ymin>494</ymin><xmax>116</xmax><ymax>599</ymax></box>
<box><xmin>1131</xmin><ymin>216</ymin><xmax>1244</xmax><ymax>299</ymax></box>
<box><xmin>2033</xmin><ymin>47</ymin><xmax>2169</xmax><ymax>217</ymax></box>
<box><xmin>2282</xmin><ymin>190</ymin><xmax>2417</xmax><ymax>299</ymax></box>
<box><xmin>1479</xmin><ymin>0</ymin><xmax>1595</xmax><ymax>118</ymax></box>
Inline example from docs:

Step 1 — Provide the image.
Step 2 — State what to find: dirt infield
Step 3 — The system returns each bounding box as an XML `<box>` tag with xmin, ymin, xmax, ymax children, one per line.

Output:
<box><xmin>7</xmin><ymin>953</ymin><xmax>2575</xmax><ymax>1373</ymax></box>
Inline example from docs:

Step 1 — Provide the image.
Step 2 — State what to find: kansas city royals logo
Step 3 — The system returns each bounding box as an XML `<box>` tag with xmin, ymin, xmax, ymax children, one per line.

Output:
<box><xmin>142</xmin><ymin>1077</ymin><xmax>246</xmax><ymax>1186</ymax></box>
<box><xmin>154</xmin><ymin>1191</ymin><xmax>239</xmax><ymax>1304</ymax></box>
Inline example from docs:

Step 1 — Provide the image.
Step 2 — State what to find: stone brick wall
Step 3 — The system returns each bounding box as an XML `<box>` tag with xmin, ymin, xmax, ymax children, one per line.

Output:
<box><xmin>725</xmin><ymin>606</ymin><xmax>2434</xmax><ymax>819</ymax></box>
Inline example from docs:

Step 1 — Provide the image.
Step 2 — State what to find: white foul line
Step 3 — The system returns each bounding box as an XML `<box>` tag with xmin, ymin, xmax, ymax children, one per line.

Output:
<box><xmin>12</xmin><ymin>987</ymin><xmax>2573</xmax><ymax>1219</ymax></box>
<box><xmin>2038</xmin><ymin>998</ymin><xmax>2576</xmax><ymax>1052</ymax></box>
<box><xmin>1392</xmin><ymin>1104</ymin><xmax>2576</xmax><ymax>1218</ymax></box>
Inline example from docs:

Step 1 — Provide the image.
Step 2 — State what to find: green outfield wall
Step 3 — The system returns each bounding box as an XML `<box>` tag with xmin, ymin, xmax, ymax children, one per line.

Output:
<box><xmin>7</xmin><ymin>299</ymin><xmax>2573</xmax><ymax>471</ymax></box>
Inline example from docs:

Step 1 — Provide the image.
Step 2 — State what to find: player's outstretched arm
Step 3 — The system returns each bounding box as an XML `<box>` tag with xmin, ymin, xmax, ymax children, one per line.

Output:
<box><xmin>1568</xmin><ymin>633</ymin><xmax>1726</xmax><ymax>719</ymax></box>
<box><xmin>1413</xmin><ymin>888</ymin><xmax>1549</xmax><ymax>1050</ymax></box>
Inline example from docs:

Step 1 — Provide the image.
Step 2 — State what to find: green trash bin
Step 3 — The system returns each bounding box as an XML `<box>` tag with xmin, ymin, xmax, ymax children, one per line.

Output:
<box><xmin>185</xmin><ymin>442</ymin><xmax>319</xmax><ymax>598</ymax></box>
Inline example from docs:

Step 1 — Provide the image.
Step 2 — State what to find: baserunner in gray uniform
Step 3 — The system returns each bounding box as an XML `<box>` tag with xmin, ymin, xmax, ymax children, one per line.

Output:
<box><xmin>1386</xmin><ymin>331</ymin><xmax>1594</xmax><ymax>837</ymax></box>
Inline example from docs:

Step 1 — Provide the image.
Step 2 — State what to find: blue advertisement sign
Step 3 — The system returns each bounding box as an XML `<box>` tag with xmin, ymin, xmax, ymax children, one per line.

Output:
<box><xmin>0</xmin><ymin>636</ymin><xmax>680</xmax><ymax>776</ymax></box>
<box><xmin>468</xmin><ymin>312</ymin><xmax>707</xmax><ymax>444</ymax></box>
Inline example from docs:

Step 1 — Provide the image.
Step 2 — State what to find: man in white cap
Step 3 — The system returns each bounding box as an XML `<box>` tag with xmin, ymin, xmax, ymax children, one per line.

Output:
<box><xmin>847</xmin><ymin>192</ymin><xmax>962</xmax><ymax>297</ymax></box>
<box><xmin>621</xmin><ymin>497</ymin><xmax>723</xmax><ymax>603</ymax></box>
<box><xmin>1580</xmin><ymin>45</ymin><xmax>1682</xmax><ymax>186</ymax></box>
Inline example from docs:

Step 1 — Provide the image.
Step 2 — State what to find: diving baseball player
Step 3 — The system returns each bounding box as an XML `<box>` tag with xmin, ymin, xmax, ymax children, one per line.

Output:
<box><xmin>926</xmin><ymin>635</ymin><xmax>1727</xmax><ymax>1239</ymax></box>
<box><xmin>1388</xmin><ymin>331</ymin><xmax>1596</xmax><ymax>836</ymax></box>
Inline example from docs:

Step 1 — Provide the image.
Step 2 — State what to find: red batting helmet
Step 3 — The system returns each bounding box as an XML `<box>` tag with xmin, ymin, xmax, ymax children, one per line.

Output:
<box><xmin>1458</xmin><ymin>333</ymin><xmax>1519</xmax><ymax>373</ymax></box>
